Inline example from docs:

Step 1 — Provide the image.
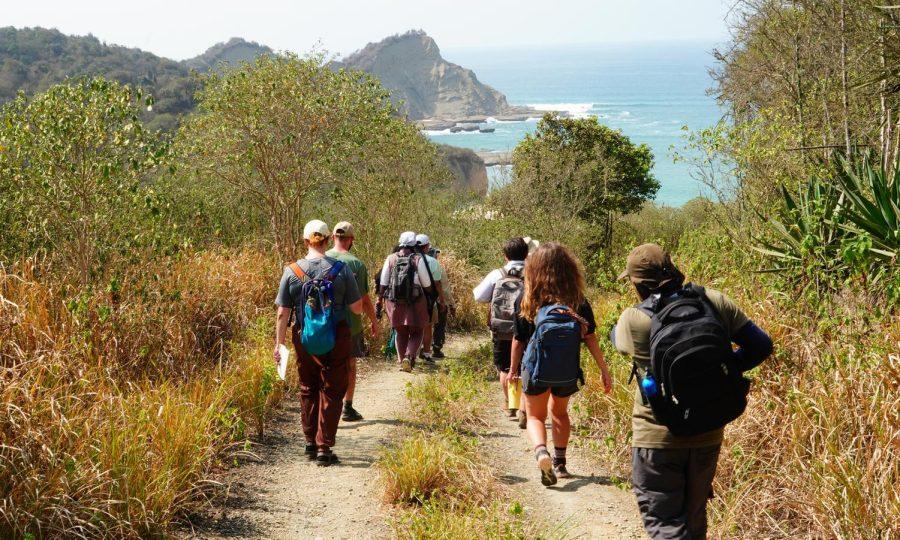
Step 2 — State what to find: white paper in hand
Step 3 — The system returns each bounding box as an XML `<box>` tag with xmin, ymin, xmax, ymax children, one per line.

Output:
<box><xmin>277</xmin><ymin>344</ymin><xmax>290</xmax><ymax>380</ymax></box>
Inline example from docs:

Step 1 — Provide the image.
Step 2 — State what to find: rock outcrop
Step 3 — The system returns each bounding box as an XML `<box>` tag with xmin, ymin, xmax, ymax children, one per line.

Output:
<box><xmin>436</xmin><ymin>144</ymin><xmax>488</xmax><ymax>196</ymax></box>
<box><xmin>337</xmin><ymin>30</ymin><xmax>534</xmax><ymax>122</ymax></box>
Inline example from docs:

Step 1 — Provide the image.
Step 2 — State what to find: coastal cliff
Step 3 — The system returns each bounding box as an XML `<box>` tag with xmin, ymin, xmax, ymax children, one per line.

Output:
<box><xmin>336</xmin><ymin>30</ymin><xmax>538</xmax><ymax>125</ymax></box>
<box><xmin>436</xmin><ymin>144</ymin><xmax>488</xmax><ymax>196</ymax></box>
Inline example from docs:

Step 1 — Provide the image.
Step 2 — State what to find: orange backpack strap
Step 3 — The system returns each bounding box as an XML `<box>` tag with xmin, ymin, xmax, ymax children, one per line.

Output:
<box><xmin>289</xmin><ymin>262</ymin><xmax>306</xmax><ymax>280</ymax></box>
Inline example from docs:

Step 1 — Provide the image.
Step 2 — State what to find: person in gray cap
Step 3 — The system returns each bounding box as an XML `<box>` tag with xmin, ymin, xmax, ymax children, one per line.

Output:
<box><xmin>612</xmin><ymin>243</ymin><xmax>772</xmax><ymax>539</ymax></box>
<box><xmin>377</xmin><ymin>231</ymin><xmax>434</xmax><ymax>372</ymax></box>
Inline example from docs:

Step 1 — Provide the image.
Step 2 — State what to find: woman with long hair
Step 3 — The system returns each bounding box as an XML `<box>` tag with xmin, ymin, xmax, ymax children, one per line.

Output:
<box><xmin>509</xmin><ymin>242</ymin><xmax>612</xmax><ymax>486</ymax></box>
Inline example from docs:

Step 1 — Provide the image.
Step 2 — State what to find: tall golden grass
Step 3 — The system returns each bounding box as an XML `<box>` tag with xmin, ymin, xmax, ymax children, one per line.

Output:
<box><xmin>0</xmin><ymin>249</ymin><xmax>285</xmax><ymax>538</ymax></box>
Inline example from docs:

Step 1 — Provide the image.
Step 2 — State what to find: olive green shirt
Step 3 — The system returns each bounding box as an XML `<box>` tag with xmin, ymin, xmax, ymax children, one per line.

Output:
<box><xmin>325</xmin><ymin>249</ymin><xmax>369</xmax><ymax>336</ymax></box>
<box><xmin>614</xmin><ymin>288</ymin><xmax>750</xmax><ymax>449</ymax></box>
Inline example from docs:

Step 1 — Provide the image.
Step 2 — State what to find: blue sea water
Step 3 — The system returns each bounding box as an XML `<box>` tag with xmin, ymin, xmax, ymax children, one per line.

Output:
<box><xmin>428</xmin><ymin>41</ymin><xmax>724</xmax><ymax>206</ymax></box>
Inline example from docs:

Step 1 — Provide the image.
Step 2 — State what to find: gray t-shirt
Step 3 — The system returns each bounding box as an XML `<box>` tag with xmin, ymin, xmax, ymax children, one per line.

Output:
<box><xmin>275</xmin><ymin>257</ymin><xmax>362</xmax><ymax>324</ymax></box>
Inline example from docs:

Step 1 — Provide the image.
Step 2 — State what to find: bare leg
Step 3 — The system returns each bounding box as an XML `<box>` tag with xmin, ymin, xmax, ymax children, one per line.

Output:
<box><xmin>524</xmin><ymin>390</ymin><xmax>551</xmax><ymax>448</ymax></box>
<box><xmin>422</xmin><ymin>322</ymin><xmax>433</xmax><ymax>355</ymax></box>
<box><xmin>549</xmin><ymin>395</ymin><xmax>571</xmax><ymax>449</ymax></box>
<box><xmin>499</xmin><ymin>370</ymin><xmax>509</xmax><ymax>404</ymax></box>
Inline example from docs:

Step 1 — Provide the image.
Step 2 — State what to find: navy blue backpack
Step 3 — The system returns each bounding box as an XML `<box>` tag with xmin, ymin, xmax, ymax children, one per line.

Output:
<box><xmin>522</xmin><ymin>304</ymin><xmax>587</xmax><ymax>386</ymax></box>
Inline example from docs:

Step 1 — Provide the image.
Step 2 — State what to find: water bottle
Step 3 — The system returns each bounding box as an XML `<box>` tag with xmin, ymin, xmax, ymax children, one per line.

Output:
<box><xmin>641</xmin><ymin>373</ymin><xmax>659</xmax><ymax>397</ymax></box>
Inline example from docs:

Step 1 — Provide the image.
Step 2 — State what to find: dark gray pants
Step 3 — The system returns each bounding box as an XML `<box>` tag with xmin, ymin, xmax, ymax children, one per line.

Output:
<box><xmin>632</xmin><ymin>445</ymin><xmax>721</xmax><ymax>540</ymax></box>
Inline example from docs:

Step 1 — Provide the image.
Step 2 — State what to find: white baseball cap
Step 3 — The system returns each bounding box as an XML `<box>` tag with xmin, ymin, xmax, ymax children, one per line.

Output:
<box><xmin>523</xmin><ymin>236</ymin><xmax>540</xmax><ymax>254</ymax></box>
<box><xmin>415</xmin><ymin>233</ymin><xmax>430</xmax><ymax>246</ymax></box>
<box><xmin>398</xmin><ymin>231</ymin><xmax>417</xmax><ymax>247</ymax></box>
<box><xmin>303</xmin><ymin>219</ymin><xmax>331</xmax><ymax>240</ymax></box>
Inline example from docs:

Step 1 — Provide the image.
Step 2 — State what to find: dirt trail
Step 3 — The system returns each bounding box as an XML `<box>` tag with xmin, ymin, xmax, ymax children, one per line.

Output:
<box><xmin>484</xmin><ymin>405</ymin><xmax>645</xmax><ymax>539</ymax></box>
<box><xmin>187</xmin><ymin>334</ymin><xmax>644</xmax><ymax>539</ymax></box>
<box><xmin>187</xmin><ymin>355</ymin><xmax>410</xmax><ymax>539</ymax></box>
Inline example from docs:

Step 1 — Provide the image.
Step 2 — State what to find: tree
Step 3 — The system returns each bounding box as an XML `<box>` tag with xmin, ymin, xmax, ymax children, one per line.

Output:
<box><xmin>504</xmin><ymin>113</ymin><xmax>658</xmax><ymax>251</ymax></box>
<box><xmin>0</xmin><ymin>77</ymin><xmax>168</xmax><ymax>284</ymax></box>
<box><xmin>176</xmin><ymin>53</ymin><xmax>434</xmax><ymax>261</ymax></box>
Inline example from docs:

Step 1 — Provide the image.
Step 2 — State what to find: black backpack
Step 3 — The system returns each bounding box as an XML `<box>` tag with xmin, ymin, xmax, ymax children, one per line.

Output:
<box><xmin>386</xmin><ymin>252</ymin><xmax>421</xmax><ymax>304</ymax></box>
<box><xmin>635</xmin><ymin>284</ymin><xmax>750</xmax><ymax>437</ymax></box>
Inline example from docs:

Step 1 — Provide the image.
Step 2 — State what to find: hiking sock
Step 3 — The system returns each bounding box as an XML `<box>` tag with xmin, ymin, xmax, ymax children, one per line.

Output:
<box><xmin>343</xmin><ymin>400</ymin><xmax>352</xmax><ymax>411</ymax></box>
<box><xmin>533</xmin><ymin>444</ymin><xmax>549</xmax><ymax>462</ymax></box>
<box><xmin>553</xmin><ymin>447</ymin><xmax>567</xmax><ymax>467</ymax></box>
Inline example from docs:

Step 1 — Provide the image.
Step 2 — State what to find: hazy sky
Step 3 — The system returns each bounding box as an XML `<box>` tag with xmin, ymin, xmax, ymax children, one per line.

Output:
<box><xmin>4</xmin><ymin>0</ymin><xmax>731</xmax><ymax>60</ymax></box>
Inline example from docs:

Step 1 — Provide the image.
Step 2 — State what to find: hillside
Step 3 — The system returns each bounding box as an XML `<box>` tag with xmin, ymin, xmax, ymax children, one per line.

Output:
<box><xmin>183</xmin><ymin>37</ymin><xmax>272</xmax><ymax>72</ymax></box>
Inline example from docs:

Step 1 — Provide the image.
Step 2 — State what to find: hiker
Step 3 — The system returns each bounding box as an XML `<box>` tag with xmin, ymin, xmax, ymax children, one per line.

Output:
<box><xmin>429</xmin><ymin>246</ymin><xmax>455</xmax><ymax>359</ymax></box>
<box><xmin>377</xmin><ymin>231</ymin><xmax>434</xmax><ymax>372</ymax></box>
<box><xmin>508</xmin><ymin>242</ymin><xmax>613</xmax><ymax>486</ymax></box>
<box><xmin>612</xmin><ymin>243</ymin><xmax>773</xmax><ymax>539</ymax></box>
<box><xmin>473</xmin><ymin>237</ymin><xmax>529</xmax><ymax>423</ymax></box>
<box><xmin>326</xmin><ymin>221</ymin><xmax>378</xmax><ymax>422</ymax></box>
<box><xmin>415</xmin><ymin>234</ymin><xmax>449</xmax><ymax>363</ymax></box>
<box><xmin>274</xmin><ymin>220</ymin><xmax>363</xmax><ymax>466</ymax></box>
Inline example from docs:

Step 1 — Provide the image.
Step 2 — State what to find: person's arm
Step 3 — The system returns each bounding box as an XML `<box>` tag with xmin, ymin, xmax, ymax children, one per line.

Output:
<box><xmin>731</xmin><ymin>321</ymin><xmax>773</xmax><ymax>371</ymax></box>
<box><xmin>583</xmin><ymin>334</ymin><xmax>612</xmax><ymax>394</ymax></box>
<box><xmin>362</xmin><ymin>294</ymin><xmax>378</xmax><ymax>336</ymax></box>
<box><xmin>348</xmin><ymin>298</ymin><xmax>364</xmax><ymax>315</ymax></box>
<box><xmin>509</xmin><ymin>338</ymin><xmax>526</xmax><ymax>381</ymax></box>
<box><xmin>274</xmin><ymin>306</ymin><xmax>291</xmax><ymax>364</ymax></box>
<box><xmin>472</xmin><ymin>270</ymin><xmax>499</xmax><ymax>303</ymax></box>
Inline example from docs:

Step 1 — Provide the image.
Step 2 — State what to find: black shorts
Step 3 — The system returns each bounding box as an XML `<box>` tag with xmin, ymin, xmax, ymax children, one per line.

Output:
<box><xmin>492</xmin><ymin>336</ymin><xmax>512</xmax><ymax>372</ymax></box>
<box><xmin>521</xmin><ymin>369</ymin><xmax>580</xmax><ymax>397</ymax></box>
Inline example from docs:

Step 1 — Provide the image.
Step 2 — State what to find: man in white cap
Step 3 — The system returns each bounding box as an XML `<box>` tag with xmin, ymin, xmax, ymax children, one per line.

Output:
<box><xmin>326</xmin><ymin>221</ymin><xmax>378</xmax><ymax>422</ymax></box>
<box><xmin>415</xmin><ymin>233</ymin><xmax>450</xmax><ymax>362</ymax></box>
<box><xmin>274</xmin><ymin>220</ymin><xmax>363</xmax><ymax>466</ymax></box>
<box><xmin>377</xmin><ymin>232</ymin><xmax>434</xmax><ymax>371</ymax></box>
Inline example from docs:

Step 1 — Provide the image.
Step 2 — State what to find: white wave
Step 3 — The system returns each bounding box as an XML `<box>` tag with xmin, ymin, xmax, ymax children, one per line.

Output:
<box><xmin>528</xmin><ymin>102</ymin><xmax>595</xmax><ymax>119</ymax></box>
<box><xmin>421</xmin><ymin>129</ymin><xmax>451</xmax><ymax>136</ymax></box>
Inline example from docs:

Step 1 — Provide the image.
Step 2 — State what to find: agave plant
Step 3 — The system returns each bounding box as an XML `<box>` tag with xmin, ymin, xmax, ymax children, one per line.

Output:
<box><xmin>752</xmin><ymin>175</ymin><xmax>847</xmax><ymax>277</ymax></box>
<box><xmin>832</xmin><ymin>153</ymin><xmax>899</xmax><ymax>262</ymax></box>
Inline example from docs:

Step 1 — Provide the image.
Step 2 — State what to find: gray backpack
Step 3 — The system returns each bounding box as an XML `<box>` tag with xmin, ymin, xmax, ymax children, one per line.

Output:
<box><xmin>489</xmin><ymin>267</ymin><xmax>524</xmax><ymax>339</ymax></box>
<box><xmin>386</xmin><ymin>252</ymin><xmax>422</xmax><ymax>304</ymax></box>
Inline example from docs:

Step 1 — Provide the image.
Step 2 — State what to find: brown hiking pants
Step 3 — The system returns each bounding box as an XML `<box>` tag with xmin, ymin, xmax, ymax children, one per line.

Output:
<box><xmin>292</xmin><ymin>322</ymin><xmax>351</xmax><ymax>449</ymax></box>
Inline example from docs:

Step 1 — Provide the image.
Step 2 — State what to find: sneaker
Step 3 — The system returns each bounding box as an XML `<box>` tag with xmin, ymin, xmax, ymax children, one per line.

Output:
<box><xmin>508</xmin><ymin>408</ymin><xmax>518</xmax><ymax>418</ymax></box>
<box><xmin>553</xmin><ymin>463</ymin><xmax>572</xmax><ymax>479</ymax></box>
<box><xmin>517</xmin><ymin>409</ymin><xmax>527</xmax><ymax>429</ymax></box>
<box><xmin>432</xmin><ymin>349</ymin><xmax>445</xmax><ymax>359</ymax></box>
<box><xmin>400</xmin><ymin>358</ymin><xmax>412</xmax><ymax>372</ymax></box>
<box><xmin>304</xmin><ymin>444</ymin><xmax>317</xmax><ymax>461</ymax></box>
<box><xmin>316</xmin><ymin>450</ymin><xmax>340</xmax><ymax>467</ymax></box>
<box><xmin>536</xmin><ymin>449</ymin><xmax>557</xmax><ymax>487</ymax></box>
<box><xmin>342</xmin><ymin>405</ymin><xmax>363</xmax><ymax>422</ymax></box>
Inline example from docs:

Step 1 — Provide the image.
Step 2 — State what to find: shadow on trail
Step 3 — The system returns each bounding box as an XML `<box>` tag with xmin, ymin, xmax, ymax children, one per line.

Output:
<box><xmin>548</xmin><ymin>474</ymin><xmax>617</xmax><ymax>493</ymax></box>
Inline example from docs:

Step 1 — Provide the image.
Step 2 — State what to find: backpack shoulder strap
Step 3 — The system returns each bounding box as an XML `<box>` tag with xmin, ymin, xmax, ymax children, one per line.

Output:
<box><xmin>325</xmin><ymin>259</ymin><xmax>345</xmax><ymax>281</ymax></box>
<box><xmin>289</xmin><ymin>262</ymin><xmax>307</xmax><ymax>280</ymax></box>
<box><xmin>498</xmin><ymin>267</ymin><xmax>509</xmax><ymax>279</ymax></box>
<box><xmin>635</xmin><ymin>296</ymin><xmax>656</xmax><ymax>318</ymax></box>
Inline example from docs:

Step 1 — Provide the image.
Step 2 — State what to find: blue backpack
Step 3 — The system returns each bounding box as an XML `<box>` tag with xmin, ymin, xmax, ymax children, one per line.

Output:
<box><xmin>289</xmin><ymin>258</ymin><xmax>346</xmax><ymax>356</ymax></box>
<box><xmin>522</xmin><ymin>304</ymin><xmax>587</xmax><ymax>386</ymax></box>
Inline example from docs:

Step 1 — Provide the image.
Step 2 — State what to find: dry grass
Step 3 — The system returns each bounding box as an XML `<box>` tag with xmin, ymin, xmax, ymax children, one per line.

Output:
<box><xmin>0</xmin><ymin>249</ymin><xmax>285</xmax><ymax>538</ymax></box>
<box><xmin>439</xmin><ymin>251</ymin><xmax>485</xmax><ymax>332</ymax></box>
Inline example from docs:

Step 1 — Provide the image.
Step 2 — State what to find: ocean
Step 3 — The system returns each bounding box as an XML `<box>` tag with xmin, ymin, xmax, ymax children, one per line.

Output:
<box><xmin>429</xmin><ymin>41</ymin><xmax>724</xmax><ymax>206</ymax></box>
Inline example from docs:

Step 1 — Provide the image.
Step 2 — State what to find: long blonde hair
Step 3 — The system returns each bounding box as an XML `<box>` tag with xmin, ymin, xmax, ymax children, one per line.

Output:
<box><xmin>520</xmin><ymin>242</ymin><xmax>586</xmax><ymax>321</ymax></box>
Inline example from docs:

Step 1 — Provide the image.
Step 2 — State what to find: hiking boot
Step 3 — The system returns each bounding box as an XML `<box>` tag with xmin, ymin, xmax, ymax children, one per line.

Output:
<box><xmin>517</xmin><ymin>409</ymin><xmax>527</xmax><ymax>429</ymax></box>
<box><xmin>432</xmin><ymin>348</ymin><xmax>445</xmax><ymax>359</ymax></box>
<box><xmin>316</xmin><ymin>450</ymin><xmax>340</xmax><ymax>467</ymax></box>
<box><xmin>342</xmin><ymin>405</ymin><xmax>363</xmax><ymax>422</ymax></box>
<box><xmin>553</xmin><ymin>463</ymin><xmax>572</xmax><ymax>479</ymax></box>
<box><xmin>400</xmin><ymin>357</ymin><xmax>412</xmax><ymax>372</ymax></box>
<box><xmin>304</xmin><ymin>444</ymin><xmax>317</xmax><ymax>461</ymax></box>
<box><xmin>508</xmin><ymin>408</ymin><xmax>518</xmax><ymax>418</ymax></box>
<box><xmin>536</xmin><ymin>449</ymin><xmax>557</xmax><ymax>487</ymax></box>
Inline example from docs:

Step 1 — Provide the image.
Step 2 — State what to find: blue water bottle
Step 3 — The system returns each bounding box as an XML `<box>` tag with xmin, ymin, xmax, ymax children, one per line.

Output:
<box><xmin>641</xmin><ymin>373</ymin><xmax>659</xmax><ymax>397</ymax></box>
